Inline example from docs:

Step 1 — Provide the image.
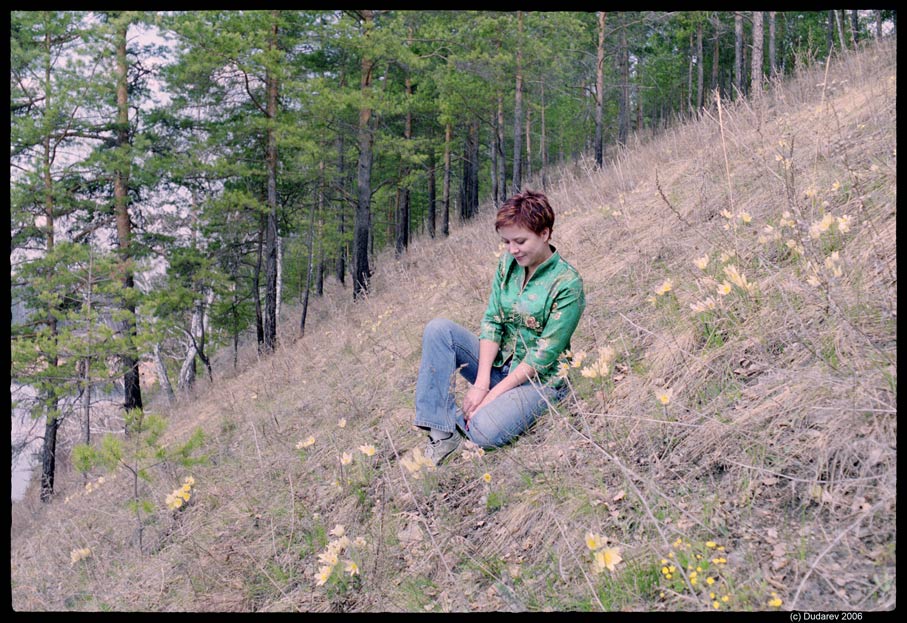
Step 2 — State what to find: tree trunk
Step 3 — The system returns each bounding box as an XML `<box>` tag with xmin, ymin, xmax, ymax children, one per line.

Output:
<box><xmin>525</xmin><ymin>103</ymin><xmax>531</xmax><ymax>182</ymax></box>
<box><xmin>334</xmin><ymin>133</ymin><xmax>346</xmax><ymax>286</ymax></box>
<box><xmin>827</xmin><ymin>11</ymin><xmax>835</xmax><ymax>53</ymax></box>
<box><xmin>834</xmin><ymin>10</ymin><xmax>847</xmax><ymax>50</ymax></box>
<box><xmin>354</xmin><ymin>10</ymin><xmax>375</xmax><ymax>298</ymax></box>
<box><xmin>263</xmin><ymin>12</ymin><xmax>280</xmax><ymax>351</ymax></box>
<box><xmin>153</xmin><ymin>343</ymin><xmax>175</xmax><ymax>405</ymax></box>
<box><xmin>114</xmin><ymin>17</ymin><xmax>142</xmax><ymax>426</ymax></box>
<box><xmin>617</xmin><ymin>16</ymin><xmax>629</xmax><ymax>146</ymax></box>
<box><xmin>711</xmin><ymin>15</ymin><xmax>721</xmax><ymax>96</ymax></box>
<box><xmin>768</xmin><ymin>12</ymin><xmax>777</xmax><ymax>78</ymax></box>
<box><xmin>734</xmin><ymin>12</ymin><xmax>744</xmax><ymax>97</ymax></box>
<box><xmin>594</xmin><ymin>11</ymin><xmax>605</xmax><ymax>168</ymax></box>
<box><xmin>40</xmin><ymin>24</ymin><xmax>60</xmax><ymax>501</ymax></box>
<box><xmin>301</xmin><ymin>163</ymin><xmax>321</xmax><ymax>336</ymax></box>
<box><xmin>849</xmin><ymin>10</ymin><xmax>859</xmax><ymax>45</ymax></box>
<box><xmin>496</xmin><ymin>92</ymin><xmax>507</xmax><ymax>203</ymax></box>
<box><xmin>687</xmin><ymin>29</ymin><xmax>694</xmax><ymax>115</ymax></box>
<box><xmin>540</xmin><ymin>79</ymin><xmax>548</xmax><ymax>189</ymax></box>
<box><xmin>875</xmin><ymin>10</ymin><xmax>883</xmax><ymax>39</ymax></box>
<box><xmin>696</xmin><ymin>20</ymin><xmax>704</xmax><ymax>111</ymax></box>
<box><xmin>40</xmin><ymin>415</ymin><xmax>59</xmax><ymax>503</ymax></box>
<box><xmin>427</xmin><ymin>145</ymin><xmax>436</xmax><ymax>238</ymax></box>
<box><xmin>751</xmin><ymin>11</ymin><xmax>764</xmax><ymax>95</ymax></box>
<box><xmin>490</xmin><ymin>103</ymin><xmax>498</xmax><ymax>207</ymax></box>
<box><xmin>442</xmin><ymin>122</ymin><xmax>451</xmax><ymax>237</ymax></box>
<box><xmin>254</xmin><ymin>214</ymin><xmax>265</xmax><ymax>352</ymax></box>
<box><xmin>511</xmin><ymin>10</ymin><xmax>524</xmax><ymax>194</ymax></box>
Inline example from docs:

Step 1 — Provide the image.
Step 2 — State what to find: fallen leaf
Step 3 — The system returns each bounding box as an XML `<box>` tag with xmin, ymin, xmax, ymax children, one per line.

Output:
<box><xmin>612</xmin><ymin>490</ymin><xmax>626</xmax><ymax>502</ymax></box>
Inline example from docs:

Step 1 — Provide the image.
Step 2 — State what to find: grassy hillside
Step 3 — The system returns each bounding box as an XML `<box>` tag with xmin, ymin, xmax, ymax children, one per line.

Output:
<box><xmin>11</xmin><ymin>38</ymin><xmax>896</xmax><ymax>612</ymax></box>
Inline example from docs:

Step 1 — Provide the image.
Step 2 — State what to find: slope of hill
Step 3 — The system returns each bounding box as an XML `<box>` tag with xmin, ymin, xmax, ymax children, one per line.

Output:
<box><xmin>11</xmin><ymin>38</ymin><xmax>896</xmax><ymax>612</ymax></box>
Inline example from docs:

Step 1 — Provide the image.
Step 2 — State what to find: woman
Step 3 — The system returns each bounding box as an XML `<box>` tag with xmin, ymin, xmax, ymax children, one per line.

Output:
<box><xmin>413</xmin><ymin>190</ymin><xmax>585</xmax><ymax>465</ymax></box>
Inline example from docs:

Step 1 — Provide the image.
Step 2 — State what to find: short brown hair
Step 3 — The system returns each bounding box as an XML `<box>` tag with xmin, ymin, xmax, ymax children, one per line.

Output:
<box><xmin>495</xmin><ymin>190</ymin><xmax>555</xmax><ymax>236</ymax></box>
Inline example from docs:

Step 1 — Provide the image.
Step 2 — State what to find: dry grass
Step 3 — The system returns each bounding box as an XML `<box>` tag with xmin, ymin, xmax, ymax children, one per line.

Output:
<box><xmin>10</xmin><ymin>38</ymin><xmax>896</xmax><ymax>612</ymax></box>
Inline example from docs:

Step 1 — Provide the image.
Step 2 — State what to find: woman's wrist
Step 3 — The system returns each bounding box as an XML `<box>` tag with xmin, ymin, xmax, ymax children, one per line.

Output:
<box><xmin>472</xmin><ymin>384</ymin><xmax>490</xmax><ymax>392</ymax></box>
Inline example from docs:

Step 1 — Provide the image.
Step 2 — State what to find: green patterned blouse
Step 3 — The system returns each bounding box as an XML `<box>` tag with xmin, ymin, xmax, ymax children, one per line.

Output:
<box><xmin>478</xmin><ymin>247</ymin><xmax>585</xmax><ymax>386</ymax></box>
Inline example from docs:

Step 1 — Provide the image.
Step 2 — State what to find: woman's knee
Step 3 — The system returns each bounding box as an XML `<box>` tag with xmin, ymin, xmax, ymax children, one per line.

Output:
<box><xmin>423</xmin><ymin>317</ymin><xmax>454</xmax><ymax>344</ymax></box>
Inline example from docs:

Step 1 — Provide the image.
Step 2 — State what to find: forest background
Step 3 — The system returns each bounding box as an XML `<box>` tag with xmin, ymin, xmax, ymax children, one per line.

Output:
<box><xmin>10</xmin><ymin>10</ymin><xmax>897</xmax><ymax>612</ymax></box>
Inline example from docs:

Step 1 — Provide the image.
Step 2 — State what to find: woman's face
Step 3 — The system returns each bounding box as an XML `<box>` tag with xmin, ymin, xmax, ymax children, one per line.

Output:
<box><xmin>497</xmin><ymin>224</ymin><xmax>552</xmax><ymax>273</ymax></box>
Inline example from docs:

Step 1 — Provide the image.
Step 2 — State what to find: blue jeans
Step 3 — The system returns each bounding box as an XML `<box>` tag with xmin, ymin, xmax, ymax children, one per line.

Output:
<box><xmin>413</xmin><ymin>318</ymin><xmax>565</xmax><ymax>450</ymax></box>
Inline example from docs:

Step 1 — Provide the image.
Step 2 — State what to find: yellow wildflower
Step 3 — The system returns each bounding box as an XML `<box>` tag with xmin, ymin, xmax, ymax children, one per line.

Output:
<box><xmin>178</xmin><ymin>489</ymin><xmax>191</xmax><ymax>503</ymax></box>
<box><xmin>329</xmin><ymin>524</ymin><xmax>345</xmax><ymax>538</ymax></box>
<box><xmin>482</xmin><ymin>472</ymin><xmax>492</xmax><ymax>484</ymax></box>
<box><xmin>716</xmin><ymin>282</ymin><xmax>732</xmax><ymax>297</ymax></box>
<box><xmin>694</xmin><ymin>254</ymin><xmax>709</xmax><ymax>270</ymax></box>
<box><xmin>70</xmin><ymin>547</ymin><xmax>92</xmax><ymax>565</ymax></box>
<box><xmin>318</xmin><ymin>550</ymin><xmax>339</xmax><ymax>566</ymax></box>
<box><xmin>723</xmin><ymin>265</ymin><xmax>754</xmax><ymax>293</ymax></box>
<box><xmin>825</xmin><ymin>251</ymin><xmax>843</xmax><ymax>277</ymax></box>
<box><xmin>721</xmin><ymin>595</ymin><xmax>730</xmax><ymax>602</ymax></box>
<box><xmin>570</xmin><ymin>350</ymin><xmax>588</xmax><ymax>368</ymax></box>
<box><xmin>831</xmin><ymin>180</ymin><xmax>841</xmax><ymax>192</ymax></box>
<box><xmin>837</xmin><ymin>214</ymin><xmax>852</xmax><ymax>233</ymax></box>
<box><xmin>354</xmin><ymin>536</ymin><xmax>367</xmax><ymax>547</ymax></box>
<box><xmin>768</xmin><ymin>593</ymin><xmax>783</xmax><ymax>608</ymax></box>
<box><xmin>315</xmin><ymin>565</ymin><xmax>333</xmax><ymax>586</ymax></box>
<box><xmin>359</xmin><ymin>444</ymin><xmax>376</xmax><ymax>457</ymax></box>
<box><xmin>738</xmin><ymin>211</ymin><xmax>752</xmax><ymax>224</ymax></box>
<box><xmin>655</xmin><ymin>279</ymin><xmax>673</xmax><ymax>296</ymax></box>
<box><xmin>580</xmin><ymin>346</ymin><xmax>616</xmax><ymax>379</ymax></box>
<box><xmin>705</xmin><ymin>541</ymin><xmax>717</xmax><ymax>548</ymax></box>
<box><xmin>655</xmin><ymin>388</ymin><xmax>673</xmax><ymax>406</ymax></box>
<box><xmin>713</xmin><ymin>601</ymin><xmax>720</xmax><ymax>609</ymax></box>
<box><xmin>720</xmin><ymin>209</ymin><xmax>734</xmax><ymax>219</ymax></box>
<box><xmin>809</xmin><ymin>213</ymin><xmax>836</xmax><ymax>239</ymax></box>
<box><xmin>344</xmin><ymin>560</ymin><xmax>360</xmax><ymax>577</ymax></box>
<box><xmin>183</xmin><ymin>476</ymin><xmax>195</xmax><ymax>486</ymax></box>
<box><xmin>585</xmin><ymin>532</ymin><xmax>606</xmax><ymax>551</ymax></box>
<box><xmin>338</xmin><ymin>418</ymin><xmax>347</xmax><ymax>428</ymax></box>
<box><xmin>690</xmin><ymin>297</ymin><xmax>717</xmax><ymax>314</ymax></box>
<box><xmin>341</xmin><ymin>452</ymin><xmax>353</xmax><ymax>466</ymax></box>
<box><xmin>297</xmin><ymin>436</ymin><xmax>316</xmax><ymax>449</ymax></box>
<box><xmin>592</xmin><ymin>547</ymin><xmax>623</xmax><ymax>573</ymax></box>
<box><xmin>706</xmin><ymin>577</ymin><xmax>716</xmax><ymax>585</ymax></box>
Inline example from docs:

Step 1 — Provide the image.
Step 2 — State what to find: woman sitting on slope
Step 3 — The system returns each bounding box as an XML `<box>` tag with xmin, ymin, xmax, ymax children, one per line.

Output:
<box><xmin>414</xmin><ymin>190</ymin><xmax>586</xmax><ymax>465</ymax></box>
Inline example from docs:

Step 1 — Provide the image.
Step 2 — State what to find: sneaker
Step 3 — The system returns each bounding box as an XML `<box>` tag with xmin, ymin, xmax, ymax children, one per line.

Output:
<box><xmin>424</xmin><ymin>432</ymin><xmax>461</xmax><ymax>466</ymax></box>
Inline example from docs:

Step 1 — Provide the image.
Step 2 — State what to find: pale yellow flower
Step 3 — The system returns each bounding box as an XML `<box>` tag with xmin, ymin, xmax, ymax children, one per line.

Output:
<box><xmin>338</xmin><ymin>418</ymin><xmax>347</xmax><ymax>428</ymax></box>
<box><xmin>837</xmin><ymin>214</ymin><xmax>852</xmax><ymax>233</ymax></box>
<box><xmin>592</xmin><ymin>547</ymin><xmax>623</xmax><ymax>573</ymax></box>
<box><xmin>329</xmin><ymin>524</ymin><xmax>345</xmax><ymax>538</ymax></box>
<box><xmin>690</xmin><ymin>297</ymin><xmax>717</xmax><ymax>314</ymax></box>
<box><xmin>297</xmin><ymin>436</ymin><xmax>316</xmax><ymax>449</ymax></box>
<box><xmin>655</xmin><ymin>279</ymin><xmax>673</xmax><ymax>296</ymax></box>
<box><xmin>738</xmin><ymin>211</ymin><xmax>752</xmax><ymax>224</ymax></box>
<box><xmin>183</xmin><ymin>476</ymin><xmax>195</xmax><ymax>486</ymax></box>
<box><xmin>694</xmin><ymin>254</ymin><xmax>709</xmax><ymax>270</ymax></box>
<box><xmin>831</xmin><ymin>180</ymin><xmax>841</xmax><ymax>192</ymax></box>
<box><xmin>585</xmin><ymin>532</ymin><xmax>606</xmax><ymax>551</ymax></box>
<box><xmin>580</xmin><ymin>346</ymin><xmax>616</xmax><ymax>379</ymax></box>
<box><xmin>570</xmin><ymin>350</ymin><xmax>588</xmax><ymax>368</ymax></box>
<box><xmin>768</xmin><ymin>593</ymin><xmax>783</xmax><ymax>608</ymax></box>
<box><xmin>344</xmin><ymin>560</ymin><xmax>360</xmax><ymax>577</ymax></box>
<box><xmin>809</xmin><ymin>212</ymin><xmax>836</xmax><ymax>239</ymax></box>
<box><xmin>318</xmin><ymin>550</ymin><xmax>339</xmax><ymax>566</ymax></box>
<box><xmin>655</xmin><ymin>388</ymin><xmax>673</xmax><ymax>406</ymax></box>
<box><xmin>482</xmin><ymin>472</ymin><xmax>492</xmax><ymax>484</ymax></box>
<box><xmin>723</xmin><ymin>265</ymin><xmax>754</xmax><ymax>293</ymax></box>
<box><xmin>70</xmin><ymin>547</ymin><xmax>92</xmax><ymax>565</ymax></box>
<box><xmin>359</xmin><ymin>444</ymin><xmax>376</xmax><ymax>457</ymax></box>
<box><xmin>354</xmin><ymin>536</ymin><xmax>367</xmax><ymax>547</ymax></box>
<box><xmin>341</xmin><ymin>452</ymin><xmax>353</xmax><ymax>466</ymax></box>
<box><xmin>315</xmin><ymin>565</ymin><xmax>333</xmax><ymax>586</ymax></box>
<box><xmin>720</xmin><ymin>209</ymin><xmax>734</xmax><ymax>219</ymax></box>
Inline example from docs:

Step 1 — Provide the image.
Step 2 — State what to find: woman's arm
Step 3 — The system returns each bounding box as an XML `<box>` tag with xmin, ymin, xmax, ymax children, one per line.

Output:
<box><xmin>463</xmin><ymin>339</ymin><xmax>500</xmax><ymax>417</ymax></box>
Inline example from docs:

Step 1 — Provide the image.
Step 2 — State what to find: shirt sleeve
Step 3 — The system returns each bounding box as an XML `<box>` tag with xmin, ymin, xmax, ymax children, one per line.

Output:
<box><xmin>478</xmin><ymin>255</ymin><xmax>507</xmax><ymax>343</ymax></box>
<box><xmin>521</xmin><ymin>274</ymin><xmax>585</xmax><ymax>375</ymax></box>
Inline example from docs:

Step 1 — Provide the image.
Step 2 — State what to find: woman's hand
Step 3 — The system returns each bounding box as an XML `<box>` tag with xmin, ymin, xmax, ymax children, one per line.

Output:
<box><xmin>463</xmin><ymin>385</ymin><xmax>490</xmax><ymax>419</ymax></box>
